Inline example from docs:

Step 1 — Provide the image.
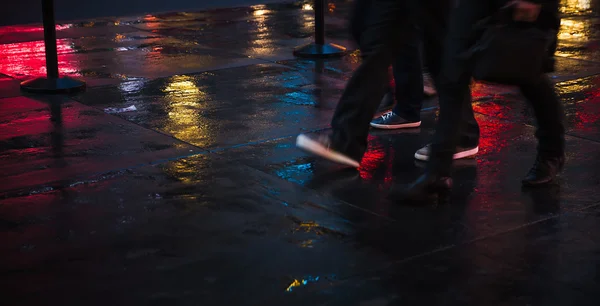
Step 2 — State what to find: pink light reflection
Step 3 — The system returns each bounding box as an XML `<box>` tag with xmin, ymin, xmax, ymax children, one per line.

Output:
<box><xmin>0</xmin><ymin>39</ymin><xmax>80</xmax><ymax>77</ymax></box>
<box><xmin>0</xmin><ymin>24</ymin><xmax>72</xmax><ymax>35</ymax></box>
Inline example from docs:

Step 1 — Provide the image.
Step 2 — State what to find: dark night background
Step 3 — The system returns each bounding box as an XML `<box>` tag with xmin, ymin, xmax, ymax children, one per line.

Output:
<box><xmin>0</xmin><ymin>0</ymin><xmax>292</xmax><ymax>26</ymax></box>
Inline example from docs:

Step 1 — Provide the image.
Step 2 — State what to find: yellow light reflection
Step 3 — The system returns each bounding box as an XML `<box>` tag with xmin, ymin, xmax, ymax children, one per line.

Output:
<box><xmin>247</xmin><ymin>5</ymin><xmax>277</xmax><ymax>56</ymax></box>
<box><xmin>161</xmin><ymin>75</ymin><xmax>211</xmax><ymax>184</ymax></box>
<box><xmin>285</xmin><ymin>276</ymin><xmax>320</xmax><ymax>292</ymax></box>
<box><xmin>162</xmin><ymin>75</ymin><xmax>212</xmax><ymax>151</ymax></box>
<box><xmin>113</xmin><ymin>33</ymin><xmax>126</xmax><ymax>42</ymax></box>
<box><xmin>164</xmin><ymin>76</ymin><xmax>199</xmax><ymax>96</ymax></box>
<box><xmin>558</xmin><ymin>19</ymin><xmax>588</xmax><ymax>42</ymax></box>
<box><xmin>299</xmin><ymin>239</ymin><xmax>314</xmax><ymax>248</ymax></box>
<box><xmin>286</xmin><ymin>279</ymin><xmax>304</xmax><ymax>292</ymax></box>
<box><xmin>560</xmin><ymin>0</ymin><xmax>591</xmax><ymax>14</ymax></box>
<box><xmin>294</xmin><ymin>221</ymin><xmax>325</xmax><ymax>235</ymax></box>
<box><xmin>300</xmin><ymin>4</ymin><xmax>315</xmax><ymax>34</ymax></box>
<box><xmin>253</xmin><ymin>9</ymin><xmax>268</xmax><ymax>16</ymax></box>
<box><xmin>555</xmin><ymin>17</ymin><xmax>592</xmax><ymax>57</ymax></box>
<box><xmin>298</xmin><ymin>221</ymin><xmax>319</xmax><ymax>230</ymax></box>
<box><xmin>328</xmin><ymin>3</ymin><xmax>336</xmax><ymax>13</ymax></box>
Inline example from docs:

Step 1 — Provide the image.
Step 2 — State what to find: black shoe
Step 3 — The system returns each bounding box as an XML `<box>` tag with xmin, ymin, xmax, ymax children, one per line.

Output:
<box><xmin>522</xmin><ymin>155</ymin><xmax>565</xmax><ymax>187</ymax></box>
<box><xmin>370</xmin><ymin>111</ymin><xmax>421</xmax><ymax>129</ymax></box>
<box><xmin>414</xmin><ymin>143</ymin><xmax>478</xmax><ymax>161</ymax></box>
<box><xmin>389</xmin><ymin>173</ymin><xmax>452</xmax><ymax>204</ymax></box>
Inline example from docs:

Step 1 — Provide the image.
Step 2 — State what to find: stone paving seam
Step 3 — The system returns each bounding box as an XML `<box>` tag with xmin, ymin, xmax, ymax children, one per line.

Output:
<box><xmin>125</xmin><ymin>23</ymin><xmax>296</xmax><ymax>65</ymax></box>
<box><xmin>0</xmin><ymin>89</ymin><xmax>21</xmax><ymax>100</ymax></box>
<box><xmin>470</xmin><ymin>104</ymin><xmax>600</xmax><ymax>145</ymax></box>
<box><xmin>553</xmin><ymin>73</ymin><xmax>600</xmax><ymax>83</ymax></box>
<box><xmin>0</xmin><ymin>25</ymin><xmax>142</xmax><ymax>45</ymax></box>
<box><xmin>291</xmin><ymin>201</ymin><xmax>600</xmax><ymax>294</ymax></box>
<box><xmin>0</xmin><ymin>73</ymin><xmax>15</xmax><ymax>79</ymax></box>
<box><xmin>69</xmin><ymin>91</ymin><xmax>333</xmax><ymax>155</ymax></box>
<box><xmin>206</xmin><ymin>125</ymin><xmax>330</xmax><ymax>153</ymax></box>
<box><xmin>1</xmin><ymin>93</ymin><xmax>21</xmax><ymax>99</ymax></box>
<box><xmin>0</xmin><ymin>150</ymin><xmax>205</xmax><ymax>199</ymax></box>
<box><xmin>562</xmin><ymin>131</ymin><xmax>600</xmax><ymax>144</ymax></box>
<box><xmin>557</xmin><ymin>54</ymin><xmax>600</xmax><ymax>65</ymax></box>
<box><xmin>0</xmin><ymin>120</ymin><xmax>325</xmax><ymax>199</ymax></box>
<box><xmin>237</xmin><ymin>157</ymin><xmax>600</xmax><ymax>281</ymax></box>
<box><xmin>0</xmin><ymin>95</ymin><xmax>210</xmax><ymax>198</ymax></box>
<box><xmin>243</xmin><ymin>163</ymin><xmax>398</xmax><ymax>222</ymax></box>
<box><xmin>0</xmin><ymin>118</ymin><xmax>328</xmax><ymax>199</ymax></box>
<box><xmin>52</xmin><ymin>74</ymin><xmax>600</xmax><ymax>203</ymax></box>
<box><xmin>202</xmin><ymin>96</ymin><xmax>600</xmax><ymax>157</ymax></box>
<box><xmin>63</xmin><ymin>95</ymin><xmax>212</xmax><ymax>150</ymax></box>
<box><xmin>397</xmin><ymin>200</ymin><xmax>600</xmax><ymax>261</ymax></box>
<box><xmin>6</xmin><ymin>67</ymin><xmax>599</xmax><ymax>201</ymax></box>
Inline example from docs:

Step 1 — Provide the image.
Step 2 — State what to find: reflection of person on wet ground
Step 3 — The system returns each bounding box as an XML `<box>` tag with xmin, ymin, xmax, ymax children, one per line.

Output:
<box><xmin>394</xmin><ymin>0</ymin><xmax>565</xmax><ymax>201</ymax></box>
<box><xmin>296</xmin><ymin>0</ymin><xmax>481</xmax><ymax>168</ymax></box>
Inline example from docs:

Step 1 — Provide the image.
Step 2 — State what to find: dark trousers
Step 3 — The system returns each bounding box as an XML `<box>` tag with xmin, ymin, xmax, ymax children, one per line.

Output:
<box><xmin>389</xmin><ymin>25</ymin><xmax>424</xmax><ymax>122</ymax></box>
<box><xmin>428</xmin><ymin>0</ymin><xmax>565</xmax><ymax>176</ymax></box>
<box><xmin>332</xmin><ymin>0</ymin><xmax>479</xmax><ymax>161</ymax></box>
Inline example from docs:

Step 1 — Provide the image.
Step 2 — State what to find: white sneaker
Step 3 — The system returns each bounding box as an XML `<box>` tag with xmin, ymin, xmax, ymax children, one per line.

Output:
<box><xmin>296</xmin><ymin>134</ymin><xmax>360</xmax><ymax>168</ymax></box>
<box><xmin>414</xmin><ymin>144</ymin><xmax>479</xmax><ymax>161</ymax></box>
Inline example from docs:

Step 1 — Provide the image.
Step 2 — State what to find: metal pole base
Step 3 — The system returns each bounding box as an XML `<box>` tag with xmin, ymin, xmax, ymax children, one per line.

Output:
<box><xmin>20</xmin><ymin>76</ymin><xmax>86</xmax><ymax>94</ymax></box>
<box><xmin>293</xmin><ymin>43</ymin><xmax>347</xmax><ymax>59</ymax></box>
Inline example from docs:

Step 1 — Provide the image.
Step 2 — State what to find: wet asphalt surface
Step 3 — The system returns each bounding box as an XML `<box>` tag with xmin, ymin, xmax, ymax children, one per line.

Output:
<box><xmin>1</xmin><ymin>1</ymin><xmax>600</xmax><ymax>305</ymax></box>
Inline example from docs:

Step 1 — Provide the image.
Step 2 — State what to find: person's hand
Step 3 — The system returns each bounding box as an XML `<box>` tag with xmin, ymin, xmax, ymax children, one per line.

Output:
<box><xmin>509</xmin><ymin>0</ymin><xmax>542</xmax><ymax>22</ymax></box>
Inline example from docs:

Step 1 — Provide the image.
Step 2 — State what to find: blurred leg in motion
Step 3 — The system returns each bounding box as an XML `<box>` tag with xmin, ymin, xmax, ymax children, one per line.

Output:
<box><xmin>396</xmin><ymin>0</ymin><xmax>565</xmax><ymax>201</ymax></box>
<box><xmin>371</xmin><ymin>24</ymin><xmax>425</xmax><ymax>129</ymax></box>
<box><xmin>296</xmin><ymin>0</ymin><xmax>412</xmax><ymax>167</ymax></box>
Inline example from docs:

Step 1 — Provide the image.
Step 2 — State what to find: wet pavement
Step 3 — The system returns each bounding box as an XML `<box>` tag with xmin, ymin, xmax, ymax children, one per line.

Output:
<box><xmin>1</xmin><ymin>1</ymin><xmax>600</xmax><ymax>305</ymax></box>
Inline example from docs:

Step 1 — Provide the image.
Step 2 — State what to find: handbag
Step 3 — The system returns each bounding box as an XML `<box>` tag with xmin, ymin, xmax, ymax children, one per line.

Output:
<box><xmin>466</xmin><ymin>5</ymin><xmax>554</xmax><ymax>85</ymax></box>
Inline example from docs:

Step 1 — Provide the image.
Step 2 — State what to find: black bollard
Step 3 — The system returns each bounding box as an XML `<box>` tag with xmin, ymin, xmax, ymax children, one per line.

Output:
<box><xmin>20</xmin><ymin>0</ymin><xmax>86</xmax><ymax>94</ymax></box>
<box><xmin>293</xmin><ymin>0</ymin><xmax>346</xmax><ymax>58</ymax></box>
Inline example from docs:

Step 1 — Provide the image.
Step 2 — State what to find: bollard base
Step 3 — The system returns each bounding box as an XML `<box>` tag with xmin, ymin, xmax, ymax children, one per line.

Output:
<box><xmin>293</xmin><ymin>43</ymin><xmax>347</xmax><ymax>58</ymax></box>
<box><xmin>20</xmin><ymin>76</ymin><xmax>86</xmax><ymax>94</ymax></box>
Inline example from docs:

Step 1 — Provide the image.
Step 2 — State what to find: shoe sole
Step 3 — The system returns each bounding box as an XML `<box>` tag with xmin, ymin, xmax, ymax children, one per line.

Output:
<box><xmin>521</xmin><ymin>175</ymin><xmax>560</xmax><ymax>187</ymax></box>
<box><xmin>370</xmin><ymin>121</ymin><xmax>422</xmax><ymax>130</ymax></box>
<box><xmin>296</xmin><ymin>134</ymin><xmax>361</xmax><ymax>168</ymax></box>
<box><xmin>521</xmin><ymin>180</ymin><xmax>554</xmax><ymax>188</ymax></box>
<box><xmin>414</xmin><ymin>146</ymin><xmax>479</xmax><ymax>162</ymax></box>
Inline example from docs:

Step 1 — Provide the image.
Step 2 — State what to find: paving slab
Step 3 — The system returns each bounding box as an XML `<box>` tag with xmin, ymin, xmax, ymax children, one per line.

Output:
<box><xmin>0</xmin><ymin>74</ymin><xmax>20</xmax><ymax>99</ymax></box>
<box><xmin>0</xmin><ymin>1</ymin><xmax>599</xmax><ymax>305</ymax></box>
<box><xmin>472</xmin><ymin>75</ymin><xmax>600</xmax><ymax>142</ymax></box>
<box><xmin>0</xmin><ymin>95</ymin><xmax>201</xmax><ymax>196</ymax></box>
<box><xmin>71</xmin><ymin>63</ymin><xmax>337</xmax><ymax>149</ymax></box>
<box><xmin>0</xmin><ymin>157</ymin><xmax>389</xmax><ymax>305</ymax></box>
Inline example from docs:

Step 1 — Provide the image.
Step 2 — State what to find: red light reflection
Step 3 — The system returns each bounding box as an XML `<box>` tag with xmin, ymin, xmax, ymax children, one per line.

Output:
<box><xmin>573</xmin><ymin>87</ymin><xmax>600</xmax><ymax>132</ymax></box>
<box><xmin>0</xmin><ymin>39</ymin><xmax>79</xmax><ymax>77</ymax></box>
<box><xmin>140</xmin><ymin>15</ymin><xmax>161</xmax><ymax>31</ymax></box>
<box><xmin>471</xmin><ymin>82</ymin><xmax>493</xmax><ymax>100</ymax></box>
<box><xmin>0</xmin><ymin>24</ymin><xmax>72</xmax><ymax>35</ymax></box>
<box><xmin>359</xmin><ymin>135</ymin><xmax>394</xmax><ymax>184</ymax></box>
